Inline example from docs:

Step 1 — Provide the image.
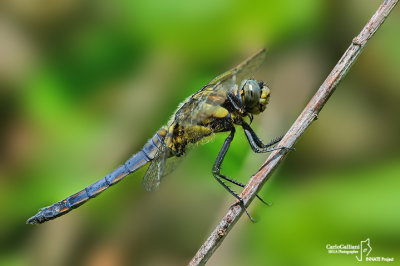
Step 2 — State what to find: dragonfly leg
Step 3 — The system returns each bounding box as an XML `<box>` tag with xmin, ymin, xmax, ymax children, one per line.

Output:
<box><xmin>227</xmin><ymin>92</ymin><xmax>244</xmax><ymax>112</ymax></box>
<box><xmin>227</xmin><ymin>93</ymin><xmax>254</xmax><ymax>124</ymax></box>
<box><xmin>219</xmin><ymin>175</ymin><xmax>271</xmax><ymax>206</ymax></box>
<box><xmin>242</xmin><ymin>121</ymin><xmax>294</xmax><ymax>153</ymax></box>
<box><xmin>212</xmin><ymin>127</ymin><xmax>256</xmax><ymax>222</ymax></box>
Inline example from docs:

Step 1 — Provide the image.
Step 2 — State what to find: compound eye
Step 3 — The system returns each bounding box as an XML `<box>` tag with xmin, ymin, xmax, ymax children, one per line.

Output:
<box><xmin>243</xmin><ymin>80</ymin><xmax>261</xmax><ymax>109</ymax></box>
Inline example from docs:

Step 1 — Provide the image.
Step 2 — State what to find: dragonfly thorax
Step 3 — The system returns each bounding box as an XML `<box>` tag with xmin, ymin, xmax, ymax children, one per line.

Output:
<box><xmin>240</xmin><ymin>80</ymin><xmax>270</xmax><ymax>115</ymax></box>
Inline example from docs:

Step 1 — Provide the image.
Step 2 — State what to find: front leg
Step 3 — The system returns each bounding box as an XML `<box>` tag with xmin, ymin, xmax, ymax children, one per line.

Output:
<box><xmin>227</xmin><ymin>92</ymin><xmax>244</xmax><ymax>112</ymax></box>
<box><xmin>227</xmin><ymin>93</ymin><xmax>253</xmax><ymax>123</ymax></box>
<box><xmin>212</xmin><ymin>127</ymin><xmax>255</xmax><ymax>222</ymax></box>
<box><xmin>242</xmin><ymin>121</ymin><xmax>292</xmax><ymax>153</ymax></box>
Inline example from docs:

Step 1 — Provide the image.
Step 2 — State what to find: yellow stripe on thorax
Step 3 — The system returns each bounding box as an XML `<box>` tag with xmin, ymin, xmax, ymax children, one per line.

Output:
<box><xmin>212</xmin><ymin>107</ymin><xmax>229</xmax><ymax>118</ymax></box>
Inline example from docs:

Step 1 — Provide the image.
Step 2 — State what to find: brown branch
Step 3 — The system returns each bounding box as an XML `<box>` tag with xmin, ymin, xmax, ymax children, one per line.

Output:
<box><xmin>189</xmin><ymin>0</ymin><xmax>398</xmax><ymax>265</ymax></box>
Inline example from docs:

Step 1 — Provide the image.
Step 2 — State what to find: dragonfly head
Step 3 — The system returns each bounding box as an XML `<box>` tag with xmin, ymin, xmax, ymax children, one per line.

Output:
<box><xmin>240</xmin><ymin>80</ymin><xmax>270</xmax><ymax>115</ymax></box>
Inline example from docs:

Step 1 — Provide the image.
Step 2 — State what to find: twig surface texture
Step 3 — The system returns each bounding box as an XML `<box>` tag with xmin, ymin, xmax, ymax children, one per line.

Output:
<box><xmin>189</xmin><ymin>0</ymin><xmax>398</xmax><ymax>265</ymax></box>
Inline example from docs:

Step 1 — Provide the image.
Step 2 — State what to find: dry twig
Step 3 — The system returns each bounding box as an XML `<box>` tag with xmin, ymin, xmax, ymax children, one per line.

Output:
<box><xmin>189</xmin><ymin>0</ymin><xmax>398</xmax><ymax>265</ymax></box>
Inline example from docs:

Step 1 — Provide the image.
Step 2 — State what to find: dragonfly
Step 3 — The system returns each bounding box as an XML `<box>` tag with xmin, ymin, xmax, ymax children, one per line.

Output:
<box><xmin>27</xmin><ymin>48</ymin><xmax>291</xmax><ymax>224</ymax></box>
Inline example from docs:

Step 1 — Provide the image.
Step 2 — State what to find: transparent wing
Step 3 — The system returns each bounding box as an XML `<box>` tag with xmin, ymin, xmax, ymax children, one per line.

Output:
<box><xmin>176</xmin><ymin>49</ymin><xmax>267</xmax><ymax>126</ymax></box>
<box><xmin>180</xmin><ymin>81</ymin><xmax>233</xmax><ymax>126</ymax></box>
<box><xmin>142</xmin><ymin>145</ymin><xmax>167</xmax><ymax>192</ymax></box>
<box><xmin>142</xmin><ymin>144</ymin><xmax>185</xmax><ymax>192</ymax></box>
<box><xmin>206</xmin><ymin>48</ymin><xmax>266</xmax><ymax>87</ymax></box>
<box><xmin>232</xmin><ymin>48</ymin><xmax>266</xmax><ymax>83</ymax></box>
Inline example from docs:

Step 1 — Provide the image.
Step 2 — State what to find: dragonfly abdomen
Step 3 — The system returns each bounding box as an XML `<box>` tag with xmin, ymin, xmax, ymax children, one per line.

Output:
<box><xmin>26</xmin><ymin>131</ymin><xmax>165</xmax><ymax>224</ymax></box>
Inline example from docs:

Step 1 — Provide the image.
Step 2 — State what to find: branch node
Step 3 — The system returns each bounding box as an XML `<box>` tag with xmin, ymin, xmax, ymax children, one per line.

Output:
<box><xmin>352</xmin><ymin>36</ymin><xmax>363</xmax><ymax>46</ymax></box>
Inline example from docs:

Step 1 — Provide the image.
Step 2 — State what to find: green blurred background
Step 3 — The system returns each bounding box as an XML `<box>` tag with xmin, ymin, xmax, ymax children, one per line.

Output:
<box><xmin>0</xmin><ymin>0</ymin><xmax>399</xmax><ymax>265</ymax></box>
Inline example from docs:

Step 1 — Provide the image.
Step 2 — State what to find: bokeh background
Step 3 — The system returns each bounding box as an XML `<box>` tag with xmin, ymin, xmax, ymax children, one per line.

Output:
<box><xmin>0</xmin><ymin>0</ymin><xmax>399</xmax><ymax>265</ymax></box>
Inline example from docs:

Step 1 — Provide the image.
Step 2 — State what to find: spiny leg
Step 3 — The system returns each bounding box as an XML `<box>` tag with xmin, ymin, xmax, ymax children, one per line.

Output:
<box><xmin>219</xmin><ymin>174</ymin><xmax>271</xmax><ymax>206</ymax></box>
<box><xmin>227</xmin><ymin>93</ymin><xmax>254</xmax><ymax>124</ymax></box>
<box><xmin>242</xmin><ymin>121</ymin><xmax>294</xmax><ymax>153</ymax></box>
<box><xmin>239</xmin><ymin>121</ymin><xmax>295</xmax><ymax>207</ymax></box>
<box><xmin>212</xmin><ymin>127</ymin><xmax>255</xmax><ymax>222</ymax></box>
<box><xmin>227</xmin><ymin>93</ymin><xmax>244</xmax><ymax>112</ymax></box>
